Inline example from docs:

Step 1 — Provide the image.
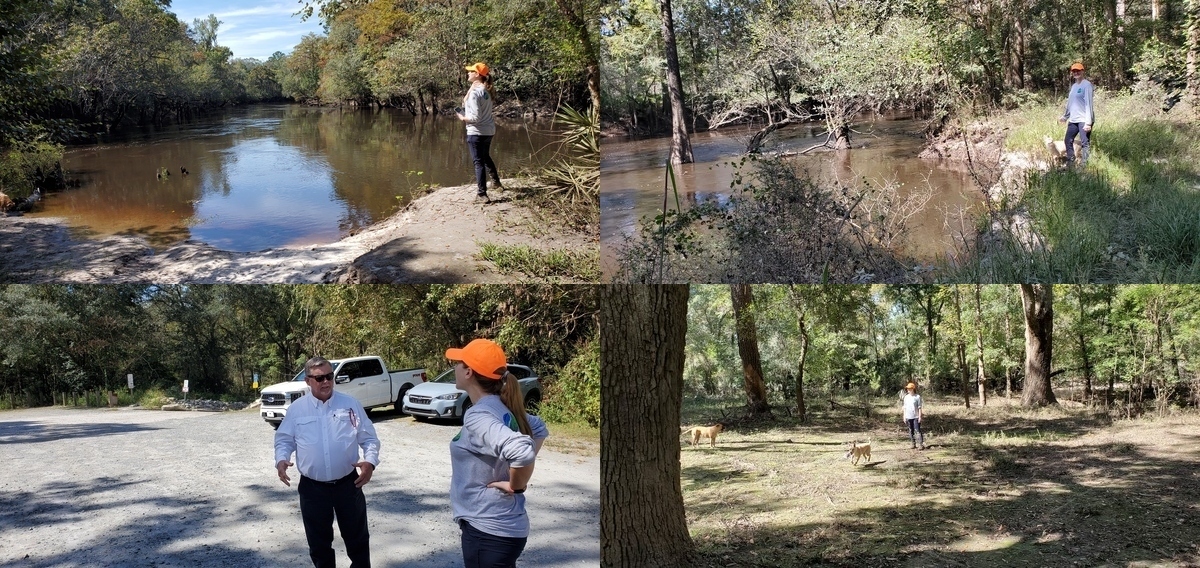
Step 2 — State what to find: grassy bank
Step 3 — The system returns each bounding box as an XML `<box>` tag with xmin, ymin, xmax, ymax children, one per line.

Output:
<box><xmin>952</xmin><ymin>91</ymin><xmax>1200</xmax><ymax>282</ymax></box>
<box><xmin>680</xmin><ymin>396</ymin><xmax>1200</xmax><ymax>567</ymax></box>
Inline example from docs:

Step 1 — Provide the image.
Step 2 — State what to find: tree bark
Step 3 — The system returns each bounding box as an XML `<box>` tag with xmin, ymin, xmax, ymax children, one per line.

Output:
<box><xmin>658</xmin><ymin>0</ymin><xmax>693</xmax><ymax>164</ymax></box>
<box><xmin>1188</xmin><ymin>0</ymin><xmax>1200</xmax><ymax>100</ymax></box>
<box><xmin>1076</xmin><ymin>286</ymin><xmax>1093</xmax><ymax>401</ymax></box>
<box><xmin>1020</xmin><ymin>284</ymin><xmax>1057</xmax><ymax>407</ymax></box>
<box><xmin>600</xmin><ymin>285</ymin><xmax>695</xmax><ymax>567</ymax></box>
<box><xmin>796</xmin><ymin>311</ymin><xmax>809</xmax><ymax>422</ymax></box>
<box><xmin>953</xmin><ymin>285</ymin><xmax>971</xmax><ymax>408</ymax></box>
<box><xmin>730</xmin><ymin>284</ymin><xmax>771</xmax><ymax>416</ymax></box>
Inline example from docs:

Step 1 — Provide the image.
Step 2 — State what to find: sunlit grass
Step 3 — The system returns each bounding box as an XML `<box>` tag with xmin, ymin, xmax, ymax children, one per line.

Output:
<box><xmin>477</xmin><ymin>242</ymin><xmax>600</xmax><ymax>281</ymax></box>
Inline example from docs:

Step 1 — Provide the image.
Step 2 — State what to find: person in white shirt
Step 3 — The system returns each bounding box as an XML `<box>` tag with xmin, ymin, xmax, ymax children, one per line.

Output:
<box><xmin>275</xmin><ymin>357</ymin><xmax>381</xmax><ymax>568</ymax></box>
<box><xmin>902</xmin><ymin>382</ymin><xmax>925</xmax><ymax>450</ymax></box>
<box><xmin>1058</xmin><ymin>61</ymin><xmax>1095</xmax><ymax>167</ymax></box>
<box><xmin>457</xmin><ymin>62</ymin><xmax>503</xmax><ymax>203</ymax></box>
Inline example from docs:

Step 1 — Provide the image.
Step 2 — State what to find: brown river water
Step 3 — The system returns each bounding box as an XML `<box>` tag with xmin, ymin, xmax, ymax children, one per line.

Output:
<box><xmin>33</xmin><ymin>104</ymin><xmax>561</xmax><ymax>252</ymax></box>
<box><xmin>600</xmin><ymin>115</ymin><xmax>986</xmax><ymax>277</ymax></box>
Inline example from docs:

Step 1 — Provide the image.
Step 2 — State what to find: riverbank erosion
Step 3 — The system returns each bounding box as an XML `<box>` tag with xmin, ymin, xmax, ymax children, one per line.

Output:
<box><xmin>0</xmin><ymin>181</ymin><xmax>597</xmax><ymax>283</ymax></box>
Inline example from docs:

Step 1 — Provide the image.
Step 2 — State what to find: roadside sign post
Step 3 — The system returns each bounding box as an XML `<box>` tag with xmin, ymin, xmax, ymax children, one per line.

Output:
<box><xmin>183</xmin><ymin>380</ymin><xmax>189</xmax><ymax>401</ymax></box>
<box><xmin>253</xmin><ymin>373</ymin><xmax>259</xmax><ymax>391</ymax></box>
<box><xmin>127</xmin><ymin>374</ymin><xmax>134</xmax><ymax>394</ymax></box>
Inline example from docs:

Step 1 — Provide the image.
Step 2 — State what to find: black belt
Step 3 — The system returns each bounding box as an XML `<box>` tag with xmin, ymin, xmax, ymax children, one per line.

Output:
<box><xmin>302</xmin><ymin>470</ymin><xmax>357</xmax><ymax>485</ymax></box>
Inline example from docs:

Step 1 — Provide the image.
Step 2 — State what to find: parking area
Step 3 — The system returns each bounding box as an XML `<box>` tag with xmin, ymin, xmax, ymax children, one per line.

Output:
<box><xmin>0</xmin><ymin>406</ymin><xmax>599</xmax><ymax>567</ymax></box>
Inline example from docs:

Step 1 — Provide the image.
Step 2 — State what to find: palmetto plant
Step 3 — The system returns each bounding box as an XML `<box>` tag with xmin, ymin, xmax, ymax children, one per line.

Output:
<box><xmin>540</xmin><ymin>104</ymin><xmax>599</xmax><ymax>202</ymax></box>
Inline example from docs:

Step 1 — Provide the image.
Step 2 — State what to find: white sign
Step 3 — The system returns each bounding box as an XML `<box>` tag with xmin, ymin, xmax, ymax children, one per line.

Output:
<box><xmin>127</xmin><ymin>374</ymin><xmax>134</xmax><ymax>390</ymax></box>
<box><xmin>182</xmin><ymin>380</ymin><xmax>189</xmax><ymax>393</ymax></box>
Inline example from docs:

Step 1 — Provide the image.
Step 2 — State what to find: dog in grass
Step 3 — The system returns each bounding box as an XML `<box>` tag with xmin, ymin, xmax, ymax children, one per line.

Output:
<box><xmin>1042</xmin><ymin>135</ymin><xmax>1083</xmax><ymax>167</ymax></box>
<box><xmin>680</xmin><ymin>424</ymin><xmax>724</xmax><ymax>448</ymax></box>
<box><xmin>844</xmin><ymin>439</ymin><xmax>872</xmax><ymax>465</ymax></box>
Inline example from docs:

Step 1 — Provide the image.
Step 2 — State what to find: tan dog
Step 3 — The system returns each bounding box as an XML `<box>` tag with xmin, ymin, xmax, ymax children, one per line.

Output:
<box><xmin>1042</xmin><ymin>135</ymin><xmax>1083</xmax><ymax>166</ymax></box>
<box><xmin>844</xmin><ymin>439</ymin><xmax>872</xmax><ymax>465</ymax></box>
<box><xmin>681</xmin><ymin>424</ymin><xmax>724</xmax><ymax>448</ymax></box>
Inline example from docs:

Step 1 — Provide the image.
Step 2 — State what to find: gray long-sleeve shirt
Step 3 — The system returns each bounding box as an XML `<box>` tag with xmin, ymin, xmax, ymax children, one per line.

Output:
<box><xmin>462</xmin><ymin>84</ymin><xmax>496</xmax><ymax>136</ymax></box>
<box><xmin>1063</xmin><ymin>79</ymin><xmax>1095</xmax><ymax>126</ymax></box>
<box><xmin>450</xmin><ymin>394</ymin><xmax>549</xmax><ymax>538</ymax></box>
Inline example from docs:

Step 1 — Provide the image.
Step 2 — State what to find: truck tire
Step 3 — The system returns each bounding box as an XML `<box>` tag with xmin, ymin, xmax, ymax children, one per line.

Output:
<box><xmin>271</xmin><ymin>422</ymin><xmax>279</xmax><ymax>430</ymax></box>
<box><xmin>524</xmin><ymin>391</ymin><xmax>542</xmax><ymax>414</ymax></box>
<box><xmin>461</xmin><ymin>397</ymin><xmax>473</xmax><ymax>415</ymax></box>
<box><xmin>396</xmin><ymin>385</ymin><xmax>413</xmax><ymax>415</ymax></box>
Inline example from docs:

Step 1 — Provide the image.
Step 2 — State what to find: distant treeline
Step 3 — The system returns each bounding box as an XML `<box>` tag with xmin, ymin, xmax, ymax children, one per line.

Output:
<box><xmin>2</xmin><ymin>0</ymin><xmax>596</xmax><ymax>141</ymax></box>
<box><xmin>603</xmin><ymin>0</ymin><xmax>1200</xmax><ymax>131</ymax></box>
<box><xmin>0</xmin><ymin>284</ymin><xmax>599</xmax><ymax>425</ymax></box>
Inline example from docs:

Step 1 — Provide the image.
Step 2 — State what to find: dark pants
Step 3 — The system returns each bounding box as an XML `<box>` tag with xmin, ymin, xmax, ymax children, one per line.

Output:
<box><xmin>299</xmin><ymin>472</ymin><xmax>370</xmax><ymax>568</ymax></box>
<box><xmin>466</xmin><ymin>134</ymin><xmax>500</xmax><ymax>196</ymax></box>
<box><xmin>460</xmin><ymin>520</ymin><xmax>527</xmax><ymax>568</ymax></box>
<box><xmin>1065</xmin><ymin>122</ymin><xmax>1091</xmax><ymax>166</ymax></box>
<box><xmin>906</xmin><ymin>418</ymin><xmax>925</xmax><ymax>448</ymax></box>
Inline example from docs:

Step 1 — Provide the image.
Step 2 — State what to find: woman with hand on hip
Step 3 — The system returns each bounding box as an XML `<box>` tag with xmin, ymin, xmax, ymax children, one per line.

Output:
<box><xmin>457</xmin><ymin>62</ymin><xmax>503</xmax><ymax>203</ymax></box>
<box><xmin>447</xmin><ymin>338</ymin><xmax>549</xmax><ymax>568</ymax></box>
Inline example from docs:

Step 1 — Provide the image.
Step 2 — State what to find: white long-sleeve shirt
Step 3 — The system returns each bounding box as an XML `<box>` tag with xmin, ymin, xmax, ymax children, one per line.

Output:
<box><xmin>1063</xmin><ymin>79</ymin><xmax>1095</xmax><ymax>126</ymax></box>
<box><xmin>274</xmin><ymin>390</ymin><xmax>380</xmax><ymax>482</ymax></box>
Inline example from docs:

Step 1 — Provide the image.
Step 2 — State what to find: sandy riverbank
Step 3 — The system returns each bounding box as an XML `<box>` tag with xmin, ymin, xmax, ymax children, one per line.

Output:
<box><xmin>0</xmin><ymin>180</ymin><xmax>597</xmax><ymax>283</ymax></box>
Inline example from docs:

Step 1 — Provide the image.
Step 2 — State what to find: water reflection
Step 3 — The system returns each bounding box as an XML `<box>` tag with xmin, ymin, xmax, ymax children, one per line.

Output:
<box><xmin>600</xmin><ymin>116</ymin><xmax>984</xmax><ymax>274</ymax></box>
<box><xmin>37</xmin><ymin>104</ymin><xmax>560</xmax><ymax>252</ymax></box>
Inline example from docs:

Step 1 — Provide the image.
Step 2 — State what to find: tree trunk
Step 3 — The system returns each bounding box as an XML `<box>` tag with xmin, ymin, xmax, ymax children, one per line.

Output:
<box><xmin>953</xmin><ymin>285</ymin><xmax>971</xmax><ymax>408</ymax></box>
<box><xmin>553</xmin><ymin>0</ymin><xmax>601</xmax><ymax>112</ymax></box>
<box><xmin>1020</xmin><ymin>284</ymin><xmax>1057</xmax><ymax>407</ymax></box>
<box><xmin>974</xmin><ymin>284</ymin><xmax>987</xmax><ymax>407</ymax></box>
<box><xmin>658</xmin><ymin>0</ymin><xmax>693</xmax><ymax>164</ymax></box>
<box><xmin>1076</xmin><ymin>286</ymin><xmax>1093</xmax><ymax>401</ymax></box>
<box><xmin>796</xmin><ymin>312</ymin><xmax>809</xmax><ymax>423</ymax></box>
<box><xmin>1188</xmin><ymin>0</ymin><xmax>1200</xmax><ymax>102</ymax></box>
<box><xmin>730</xmin><ymin>284</ymin><xmax>771</xmax><ymax>416</ymax></box>
<box><xmin>1004</xmin><ymin>289</ymin><xmax>1014</xmax><ymax>399</ymax></box>
<box><xmin>600</xmin><ymin>285</ymin><xmax>695</xmax><ymax>567</ymax></box>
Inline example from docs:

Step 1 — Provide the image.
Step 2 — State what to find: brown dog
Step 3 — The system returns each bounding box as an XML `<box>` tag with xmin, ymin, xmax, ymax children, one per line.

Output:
<box><xmin>681</xmin><ymin>424</ymin><xmax>724</xmax><ymax>448</ymax></box>
<box><xmin>844</xmin><ymin>439</ymin><xmax>872</xmax><ymax>465</ymax></box>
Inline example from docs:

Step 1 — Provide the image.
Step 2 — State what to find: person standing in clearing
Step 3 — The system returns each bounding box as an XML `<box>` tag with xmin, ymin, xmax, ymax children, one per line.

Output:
<box><xmin>902</xmin><ymin>382</ymin><xmax>925</xmax><ymax>450</ymax></box>
<box><xmin>1058</xmin><ymin>61</ymin><xmax>1095</xmax><ymax>168</ymax></box>
<box><xmin>457</xmin><ymin>62</ymin><xmax>503</xmax><ymax>204</ymax></box>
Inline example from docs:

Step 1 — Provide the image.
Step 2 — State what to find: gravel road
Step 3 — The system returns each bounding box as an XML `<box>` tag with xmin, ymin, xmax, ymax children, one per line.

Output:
<box><xmin>0</xmin><ymin>406</ymin><xmax>599</xmax><ymax>567</ymax></box>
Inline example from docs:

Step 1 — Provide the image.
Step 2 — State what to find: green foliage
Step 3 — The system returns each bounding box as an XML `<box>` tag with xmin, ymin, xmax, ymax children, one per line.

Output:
<box><xmin>536</xmin><ymin>333</ymin><xmax>600</xmax><ymax>427</ymax></box>
<box><xmin>539</xmin><ymin>105</ymin><xmax>600</xmax><ymax>202</ymax></box>
<box><xmin>0</xmin><ymin>285</ymin><xmax>598</xmax><ymax>414</ymax></box>
<box><xmin>0</xmin><ymin>142</ymin><xmax>63</xmax><ymax>199</ymax></box>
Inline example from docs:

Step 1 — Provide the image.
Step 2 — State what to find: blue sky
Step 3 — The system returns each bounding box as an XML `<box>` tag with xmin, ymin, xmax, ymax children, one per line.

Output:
<box><xmin>168</xmin><ymin>1</ymin><xmax>326</xmax><ymax>61</ymax></box>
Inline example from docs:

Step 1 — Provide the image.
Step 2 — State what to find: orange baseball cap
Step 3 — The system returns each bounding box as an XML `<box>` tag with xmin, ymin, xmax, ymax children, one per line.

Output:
<box><xmin>464</xmin><ymin>62</ymin><xmax>490</xmax><ymax>77</ymax></box>
<box><xmin>906</xmin><ymin>382</ymin><xmax>917</xmax><ymax>390</ymax></box>
<box><xmin>1070</xmin><ymin>62</ymin><xmax>1085</xmax><ymax>71</ymax></box>
<box><xmin>446</xmin><ymin>338</ymin><xmax>506</xmax><ymax>379</ymax></box>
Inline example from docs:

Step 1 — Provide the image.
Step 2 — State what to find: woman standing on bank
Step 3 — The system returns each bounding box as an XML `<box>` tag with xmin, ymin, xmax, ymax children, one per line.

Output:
<box><xmin>457</xmin><ymin>62</ymin><xmax>503</xmax><ymax>203</ymax></box>
<box><xmin>446</xmin><ymin>338</ymin><xmax>549</xmax><ymax>568</ymax></box>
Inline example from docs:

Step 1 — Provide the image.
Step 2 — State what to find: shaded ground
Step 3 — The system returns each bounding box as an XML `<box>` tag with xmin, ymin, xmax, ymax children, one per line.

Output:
<box><xmin>0</xmin><ymin>180</ymin><xmax>597</xmax><ymax>283</ymax></box>
<box><xmin>680</xmin><ymin>396</ymin><xmax>1200</xmax><ymax>567</ymax></box>
<box><xmin>0</xmin><ymin>406</ymin><xmax>599</xmax><ymax>567</ymax></box>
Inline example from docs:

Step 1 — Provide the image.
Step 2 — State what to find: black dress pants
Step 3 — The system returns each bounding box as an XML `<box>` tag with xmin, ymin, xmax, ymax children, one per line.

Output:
<box><xmin>299</xmin><ymin>472</ymin><xmax>370</xmax><ymax>568</ymax></box>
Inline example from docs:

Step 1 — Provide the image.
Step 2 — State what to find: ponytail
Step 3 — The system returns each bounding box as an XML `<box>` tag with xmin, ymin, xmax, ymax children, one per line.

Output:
<box><xmin>482</xmin><ymin>73</ymin><xmax>496</xmax><ymax>98</ymax></box>
<box><xmin>474</xmin><ymin>369</ymin><xmax>531</xmax><ymax>435</ymax></box>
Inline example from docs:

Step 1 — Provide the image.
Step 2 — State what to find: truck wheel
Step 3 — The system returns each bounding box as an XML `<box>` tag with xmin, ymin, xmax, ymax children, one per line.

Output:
<box><xmin>396</xmin><ymin>386</ymin><xmax>413</xmax><ymax>415</ymax></box>
<box><xmin>461</xmin><ymin>397</ymin><xmax>473</xmax><ymax>415</ymax></box>
<box><xmin>524</xmin><ymin>391</ymin><xmax>542</xmax><ymax>414</ymax></box>
<box><xmin>271</xmin><ymin>422</ymin><xmax>279</xmax><ymax>430</ymax></box>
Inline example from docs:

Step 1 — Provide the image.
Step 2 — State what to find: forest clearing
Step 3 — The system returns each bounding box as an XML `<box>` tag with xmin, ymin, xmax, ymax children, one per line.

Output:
<box><xmin>679</xmin><ymin>398</ymin><xmax>1200</xmax><ymax>567</ymax></box>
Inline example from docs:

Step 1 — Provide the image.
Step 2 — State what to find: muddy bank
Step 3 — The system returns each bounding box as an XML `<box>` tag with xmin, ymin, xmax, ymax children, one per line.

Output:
<box><xmin>0</xmin><ymin>181</ymin><xmax>596</xmax><ymax>284</ymax></box>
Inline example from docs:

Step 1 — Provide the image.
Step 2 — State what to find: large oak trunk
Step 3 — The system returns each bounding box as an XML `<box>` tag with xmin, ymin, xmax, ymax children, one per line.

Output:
<box><xmin>600</xmin><ymin>285</ymin><xmax>694</xmax><ymax>567</ymax></box>
<box><xmin>658</xmin><ymin>0</ymin><xmax>693</xmax><ymax>164</ymax></box>
<box><xmin>1020</xmin><ymin>284</ymin><xmax>1057</xmax><ymax>407</ymax></box>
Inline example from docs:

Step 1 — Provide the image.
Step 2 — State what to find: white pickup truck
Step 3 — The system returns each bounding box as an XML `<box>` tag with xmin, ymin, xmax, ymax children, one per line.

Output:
<box><xmin>259</xmin><ymin>356</ymin><xmax>426</xmax><ymax>428</ymax></box>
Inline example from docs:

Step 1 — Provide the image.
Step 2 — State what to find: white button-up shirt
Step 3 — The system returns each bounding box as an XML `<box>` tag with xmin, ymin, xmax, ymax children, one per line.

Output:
<box><xmin>275</xmin><ymin>390</ymin><xmax>380</xmax><ymax>482</ymax></box>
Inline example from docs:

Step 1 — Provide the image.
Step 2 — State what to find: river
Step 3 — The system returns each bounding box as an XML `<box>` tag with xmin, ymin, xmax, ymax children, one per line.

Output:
<box><xmin>600</xmin><ymin>115</ymin><xmax>985</xmax><ymax>277</ymax></box>
<box><xmin>34</xmin><ymin>104</ymin><xmax>561</xmax><ymax>252</ymax></box>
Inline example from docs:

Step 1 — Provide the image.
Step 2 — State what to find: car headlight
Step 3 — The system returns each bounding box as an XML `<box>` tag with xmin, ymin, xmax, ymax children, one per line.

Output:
<box><xmin>435</xmin><ymin>393</ymin><xmax>462</xmax><ymax>400</ymax></box>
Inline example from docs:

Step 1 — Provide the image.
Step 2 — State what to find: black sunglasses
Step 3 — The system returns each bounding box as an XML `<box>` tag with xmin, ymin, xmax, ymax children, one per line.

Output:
<box><xmin>307</xmin><ymin>372</ymin><xmax>335</xmax><ymax>383</ymax></box>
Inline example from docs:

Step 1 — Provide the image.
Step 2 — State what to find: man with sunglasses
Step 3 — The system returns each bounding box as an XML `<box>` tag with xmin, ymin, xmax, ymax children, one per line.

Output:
<box><xmin>1058</xmin><ymin>61</ymin><xmax>1095</xmax><ymax>168</ymax></box>
<box><xmin>275</xmin><ymin>357</ymin><xmax>381</xmax><ymax>568</ymax></box>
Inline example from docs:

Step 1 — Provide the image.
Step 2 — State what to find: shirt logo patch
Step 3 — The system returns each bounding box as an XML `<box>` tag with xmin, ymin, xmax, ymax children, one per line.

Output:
<box><xmin>1077</xmin><ymin>88</ymin><xmax>1083</xmax><ymax>94</ymax></box>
